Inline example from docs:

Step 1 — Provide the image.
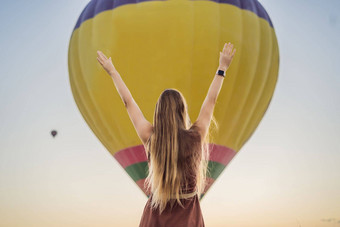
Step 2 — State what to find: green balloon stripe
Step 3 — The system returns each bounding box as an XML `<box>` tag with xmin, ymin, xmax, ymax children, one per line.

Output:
<box><xmin>125</xmin><ymin>162</ymin><xmax>148</xmax><ymax>182</ymax></box>
<box><xmin>207</xmin><ymin>161</ymin><xmax>226</xmax><ymax>180</ymax></box>
<box><xmin>200</xmin><ymin>193</ymin><xmax>206</xmax><ymax>200</ymax></box>
<box><xmin>124</xmin><ymin>161</ymin><xmax>226</xmax><ymax>182</ymax></box>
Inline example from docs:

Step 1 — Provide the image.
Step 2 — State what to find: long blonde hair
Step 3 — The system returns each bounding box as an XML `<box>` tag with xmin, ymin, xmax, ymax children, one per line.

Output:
<box><xmin>144</xmin><ymin>88</ymin><xmax>217</xmax><ymax>215</ymax></box>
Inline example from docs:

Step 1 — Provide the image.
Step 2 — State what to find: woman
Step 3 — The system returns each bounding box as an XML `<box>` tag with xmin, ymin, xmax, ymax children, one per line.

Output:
<box><xmin>97</xmin><ymin>42</ymin><xmax>236</xmax><ymax>227</ymax></box>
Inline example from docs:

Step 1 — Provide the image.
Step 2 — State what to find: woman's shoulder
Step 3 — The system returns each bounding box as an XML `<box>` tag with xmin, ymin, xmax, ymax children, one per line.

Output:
<box><xmin>189</xmin><ymin>121</ymin><xmax>199</xmax><ymax>131</ymax></box>
<box><xmin>186</xmin><ymin>122</ymin><xmax>202</xmax><ymax>143</ymax></box>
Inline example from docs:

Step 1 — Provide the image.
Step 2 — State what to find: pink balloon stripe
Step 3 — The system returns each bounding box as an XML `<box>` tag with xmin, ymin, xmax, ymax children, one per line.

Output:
<box><xmin>207</xmin><ymin>144</ymin><xmax>237</xmax><ymax>165</ymax></box>
<box><xmin>114</xmin><ymin>144</ymin><xmax>236</xmax><ymax>169</ymax></box>
<box><xmin>114</xmin><ymin>145</ymin><xmax>147</xmax><ymax>168</ymax></box>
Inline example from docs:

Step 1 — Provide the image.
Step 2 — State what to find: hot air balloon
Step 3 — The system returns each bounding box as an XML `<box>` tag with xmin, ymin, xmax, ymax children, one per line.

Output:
<box><xmin>51</xmin><ymin>130</ymin><xmax>57</xmax><ymax>138</ymax></box>
<box><xmin>68</xmin><ymin>0</ymin><xmax>279</xmax><ymax>199</ymax></box>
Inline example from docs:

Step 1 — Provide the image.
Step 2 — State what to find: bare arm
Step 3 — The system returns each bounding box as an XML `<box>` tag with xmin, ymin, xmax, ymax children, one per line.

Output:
<box><xmin>96</xmin><ymin>51</ymin><xmax>153</xmax><ymax>145</ymax></box>
<box><xmin>194</xmin><ymin>42</ymin><xmax>236</xmax><ymax>140</ymax></box>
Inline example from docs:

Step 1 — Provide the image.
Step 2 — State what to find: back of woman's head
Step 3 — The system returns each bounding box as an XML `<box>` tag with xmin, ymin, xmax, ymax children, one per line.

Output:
<box><xmin>144</xmin><ymin>88</ymin><xmax>211</xmax><ymax>215</ymax></box>
<box><xmin>153</xmin><ymin>88</ymin><xmax>190</xmax><ymax>130</ymax></box>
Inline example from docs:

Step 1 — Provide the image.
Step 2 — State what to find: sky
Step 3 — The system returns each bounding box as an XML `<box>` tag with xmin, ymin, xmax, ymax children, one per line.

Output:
<box><xmin>0</xmin><ymin>0</ymin><xmax>339</xmax><ymax>226</ymax></box>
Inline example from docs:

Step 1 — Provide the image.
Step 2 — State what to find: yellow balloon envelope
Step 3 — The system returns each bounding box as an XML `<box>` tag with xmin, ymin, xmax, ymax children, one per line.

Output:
<box><xmin>68</xmin><ymin>0</ymin><xmax>279</xmax><ymax>200</ymax></box>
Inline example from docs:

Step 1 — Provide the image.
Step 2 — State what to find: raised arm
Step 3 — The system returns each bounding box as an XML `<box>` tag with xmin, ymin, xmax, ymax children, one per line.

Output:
<box><xmin>96</xmin><ymin>51</ymin><xmax>153</xmax><ymax>145</ymax></box>
<box><xmin>194</xmin><ymin>42</ymin><xmax>236</xmax><ymax>141</ymax></box>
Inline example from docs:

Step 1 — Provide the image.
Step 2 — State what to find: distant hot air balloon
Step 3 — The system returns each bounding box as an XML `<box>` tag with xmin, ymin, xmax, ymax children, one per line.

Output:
<box><xmin>68</xmin><ymin>0</ymin><xmax>279</xmax><ymax>199</ymax></box>
<box><xmin>51</xmin><ymin>130</ymin><xmax>57</xmax><ymax>138</ymax></box>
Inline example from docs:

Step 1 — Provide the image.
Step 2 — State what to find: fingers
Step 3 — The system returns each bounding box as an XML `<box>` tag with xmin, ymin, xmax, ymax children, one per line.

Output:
<box><xmin>97</xmin><ymin>50</ymin><xmax>113</xmax><ymax>68</ymax></box>
<box><xmin>223</xmin><ymin>42</ymin><xmax>229</xmax><ymax>54</ymax></box>
<box><xmin>231</xmin><ymin>48</ymin><xmax>236</xmax><ymax>57</ymax></box>
<box><xmin>97</xmin><ymin>50</ymin><xmax>108</xmax><ymax>61</ymax></box>
<box><xmin>222</xmin><ymin>42</ymin><xmax>236</xmax><ymax>56</ymax></box>
<box><xmin>230</xmin><ymin>44</ymin><xmax>234</xmax><ymax>54</ymax></box>
<box><xmin>97</xmin><ymin>51</ymin><xmax>103</xmax><ymax>64</ymax></box>
<box><xmin>96</xmin><ymin>57</ymin><xmax>103</xmax><ymax>65</ymax></box>
<box><xmin>98</xmin><ymin>50</ymin><xmax>108</xmax><ymax>60</ymax></box>
<box><xmin>227</xmin><ymin>43</ymin><xmax>232</xmax><ymax>54</ymax></box>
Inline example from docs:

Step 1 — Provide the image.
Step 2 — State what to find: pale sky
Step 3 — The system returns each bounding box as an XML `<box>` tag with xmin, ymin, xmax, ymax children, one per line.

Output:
<box><xmin>0</xmin><ymin>0</ymin><xmax>339</xmax><ymax>226</ymax></box>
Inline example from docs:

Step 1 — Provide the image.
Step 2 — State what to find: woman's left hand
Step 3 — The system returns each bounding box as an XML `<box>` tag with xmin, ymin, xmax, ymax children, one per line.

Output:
<box><xmin>96</xmin><ymin>50</ymin><xmax>116</xmax><ymax>75</ymax></box>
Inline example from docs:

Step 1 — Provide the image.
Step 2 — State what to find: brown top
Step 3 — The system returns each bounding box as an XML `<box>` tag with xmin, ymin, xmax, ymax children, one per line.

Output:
<box><xmin>139</xmin><ymin>193</ymin><xmax>205</xmax><ymax>227</ymax></box>
<box><xmin>140</xmin><ymin>138</ymin><xmax>205</xmax><ymax>225</ymax></box>
<box><xmin>139</xmin><ymin>166</ymin><xmax>205</xmax><ymax>227</ymax></box>
<box><xmin>140</xmin><ymin>124</ymin><xmax>204</xmax><ymax>227</ymax></box>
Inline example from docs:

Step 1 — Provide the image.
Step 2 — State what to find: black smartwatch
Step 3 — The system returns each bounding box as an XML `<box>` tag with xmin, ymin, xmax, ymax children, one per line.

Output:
<box><xmin>216</xmin><ymin>69</ymin><xmax>225</xmax><ymax>77</ymax></box>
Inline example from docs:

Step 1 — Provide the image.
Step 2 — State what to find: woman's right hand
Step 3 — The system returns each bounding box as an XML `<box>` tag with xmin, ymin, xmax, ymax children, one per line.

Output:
<box><xmin>219</xmin><ymin>42</ymin><xmax>236</xmax><ymax>71</ymax></box>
